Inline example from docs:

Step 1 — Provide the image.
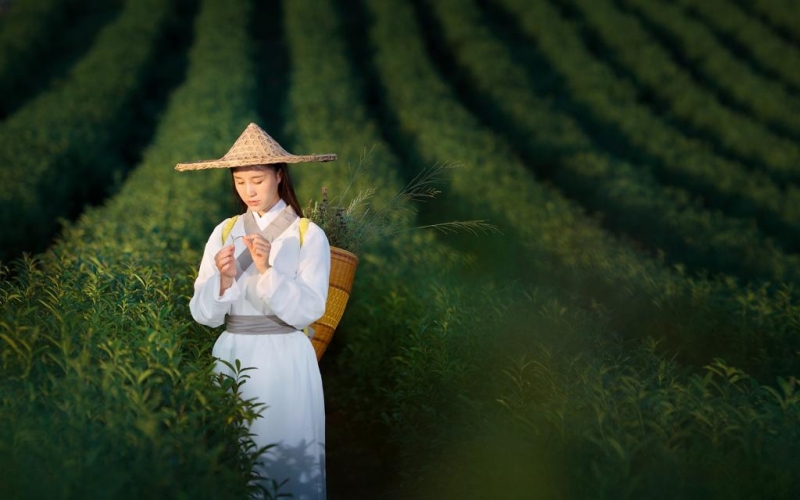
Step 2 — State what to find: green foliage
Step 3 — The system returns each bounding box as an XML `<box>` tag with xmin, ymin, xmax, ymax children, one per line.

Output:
<box><xmin>749</xmin><ymin>0</ymin><xmax>800</xmax><ymax>46</ymax></box>
<box><xmin>304</xmin><ymin>154</ymin><xmax>498</xmax><ymax>254</ymax></box>
<box><xmin>284</xmin><ymin>0</ymin><xmax>800</xmax><ymax>497</ymax></box>
<box><xmin>0</xmin><ymin>0</ymin><xmax>173</xmax><ymax>262</ymax></box>
<box><xmin>0</xmin><ymin>0</ymin><xmax>122</xmax><ymax>119</ymax></box>
<box><xmin>674</xmin><ymin>0</ymin><xmax>800</xmax><ymax>94</ymax></box>
<box><xmin>0</xmin><ymin>0</ymin><xmax>70</xmax><ymax>113</ymax></box>
<box><xmin>332</xmin><ymin>244</ymin><xmax>800</xmax><ymax>499</ymax></box>
<box><xmin>489</xmin><ymin>0</ymin><xmax>800</xmax><ymax>252</ymax></box>
<box><xmin>620</xmin><ymin>0</ymin><xmax>800</xmax><ymax>140</ymax></box>
<box><xmin>423</xmin><ymin>0</ymin><xmax>800</xmax><ymax>285</ymax></box>
<box><xmin>3</xmin><ymin>0</ymin><xmax>800</xmax><ymax>497</ymax></box>
<box><xmin>0</xmin><ymin>259</ymin><xmax>264</xmax><ymax>498</ymax></box>
<box><xmin>563</xmin><ymin>0</ymin><xmax>800</xmax><ymax>184</ymax></box>
<box><xmin>0</xmin><ymin>0</ymin><xmax>267</xmax><ymax>496</ymax></box>
<box><xmin>362</xmin><ymin>0</ymin><xmax>800</xmax><ymax>379</ymax></box>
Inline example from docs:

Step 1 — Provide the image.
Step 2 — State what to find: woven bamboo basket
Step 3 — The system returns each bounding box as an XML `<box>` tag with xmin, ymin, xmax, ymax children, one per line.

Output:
<box><xmin>310</xmin><ymin>246</ymin><xmax>358</xmax><ymax>360</ymax></box>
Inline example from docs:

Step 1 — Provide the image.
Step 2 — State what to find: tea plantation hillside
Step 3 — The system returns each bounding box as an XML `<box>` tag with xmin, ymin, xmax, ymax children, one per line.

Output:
<box><xmin>1</xmin><ymin>0</ymin><xmax>799</xmax><ymax>498</ymax></box>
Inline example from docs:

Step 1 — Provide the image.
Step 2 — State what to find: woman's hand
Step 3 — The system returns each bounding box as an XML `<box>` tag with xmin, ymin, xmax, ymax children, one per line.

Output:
<box><xmin>243</xmin><ymin>234</ymin><xmax>272</xmax><ymax>274</ymax></box>
<box><xmin>215</xmin><ymin>244</ymin><xmax>236</xmax><ymax>294</ymax></box>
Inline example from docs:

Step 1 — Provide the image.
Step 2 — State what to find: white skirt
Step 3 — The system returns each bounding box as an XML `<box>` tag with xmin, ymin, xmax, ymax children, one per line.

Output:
<box><xmin>213</xmin><ymin>330</ymin><xmax>326</xmax><ymax>500</ymax></box>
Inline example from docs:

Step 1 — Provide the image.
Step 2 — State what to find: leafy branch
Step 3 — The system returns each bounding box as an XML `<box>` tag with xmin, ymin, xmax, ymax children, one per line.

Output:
<box><xmin>304</xmin><ymin>148</ymin><xmax>500</xmax><ymax>254</ymax></box>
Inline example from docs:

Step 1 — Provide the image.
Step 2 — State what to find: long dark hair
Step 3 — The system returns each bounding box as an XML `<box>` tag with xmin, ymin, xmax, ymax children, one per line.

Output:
<box><xmin>230</xmin><ymin>162</ymin><xmax>304</xmax><ymax>217</ymax></box>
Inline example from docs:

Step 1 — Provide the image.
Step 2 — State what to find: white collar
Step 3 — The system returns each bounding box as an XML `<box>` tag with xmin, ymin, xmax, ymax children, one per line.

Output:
<box><xmin>252</xmin><ymin>199</ymin><xmax>287</xmax><ymax>230</ymax></box>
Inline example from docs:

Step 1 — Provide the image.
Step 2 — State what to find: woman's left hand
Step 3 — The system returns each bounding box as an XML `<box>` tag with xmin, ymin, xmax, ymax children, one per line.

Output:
<box><xmin>243</xmin><ymin>234</ymin><xmax>272</xmax><ymax>274</ymax></box>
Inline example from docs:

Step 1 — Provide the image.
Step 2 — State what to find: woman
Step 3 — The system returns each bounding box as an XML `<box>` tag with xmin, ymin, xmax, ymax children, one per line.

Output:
<box><xmin>176</xmin><ymin>123</ymin><xmax>336</xmax><ymax>499</ymax></box>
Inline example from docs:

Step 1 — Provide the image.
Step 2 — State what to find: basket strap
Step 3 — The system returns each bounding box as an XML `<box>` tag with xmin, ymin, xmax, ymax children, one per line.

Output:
<box><xmin>299</xmin><ymin>217</ymin><xmax>309</xmax><ymax>247</ymax></box>
<box><xmin>221</xmin><ymin>215</ymin><xmax>239</xmax><ymax>244</ymax></box>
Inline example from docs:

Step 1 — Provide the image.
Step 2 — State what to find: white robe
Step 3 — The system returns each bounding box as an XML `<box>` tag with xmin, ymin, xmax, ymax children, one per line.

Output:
<box><xmin>189</xmin><ymin>199</ymin><xmax>330</xmax><ymax>499</ymax></box>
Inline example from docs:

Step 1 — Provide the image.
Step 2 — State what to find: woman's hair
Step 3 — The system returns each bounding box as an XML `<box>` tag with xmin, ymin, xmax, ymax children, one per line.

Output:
<box><xmin>230</xmin><ymin>163</ymin><xmax>304</xmax><ymax>217</ymax></box>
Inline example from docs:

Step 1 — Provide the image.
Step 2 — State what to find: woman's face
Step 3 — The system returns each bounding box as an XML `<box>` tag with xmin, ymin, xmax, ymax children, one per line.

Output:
<box><xmin>232</xmin><ymin>166</ymin><xmax>282</xmax><ymax>215</ymax></box>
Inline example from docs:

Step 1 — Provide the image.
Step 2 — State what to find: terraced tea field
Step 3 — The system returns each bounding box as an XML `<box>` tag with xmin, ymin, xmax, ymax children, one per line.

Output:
<box><xmin>1</xmin><ymin>0</ymin><xmax>799</xmax><ymax>498</ymax></box>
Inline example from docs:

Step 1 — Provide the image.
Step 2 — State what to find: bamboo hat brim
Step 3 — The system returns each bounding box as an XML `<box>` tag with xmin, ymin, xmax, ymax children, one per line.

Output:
<box><xmin>175</xmin><ymin>122</ymin><xmax>336</xmax><ymax>171</ymax></box>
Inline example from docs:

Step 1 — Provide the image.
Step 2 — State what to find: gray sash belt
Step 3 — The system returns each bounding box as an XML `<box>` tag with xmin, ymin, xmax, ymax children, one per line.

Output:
<box><xmin>226</xmin><ymin>314</ymin><xmax>297</xmax><ymax>334</ymax></box>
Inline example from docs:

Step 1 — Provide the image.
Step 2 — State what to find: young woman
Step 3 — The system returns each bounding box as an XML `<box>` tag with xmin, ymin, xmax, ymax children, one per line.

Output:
<box><xmin>176</xmin><ymin>123</ymin><xmax>336</xmax><ymax>499</ymax></box>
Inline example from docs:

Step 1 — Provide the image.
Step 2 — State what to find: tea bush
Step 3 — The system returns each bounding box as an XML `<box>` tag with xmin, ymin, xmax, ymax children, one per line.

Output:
<box><xmin>674</xmin><ymin>0</ymin><xmax>800</xmax><ymax>93</ymax></box>
<box><xmin>421</xmin><ymin>0</ymin><xmax>800</xmax><ymax>286</ymax></box>
<box><xmin>561</xmin><ymin>0</ymin><xmax>800</xmax><ymax>184</ymax></box>
<box><xmin>485</xmin><ymin>0</ymin><xmax>800</xmax><ymax>252</ymax></box>
<box><xmin>2</xmin><ymin>0</ymin><xmax>800</xmax><ymax>497</ymax></box>
<box><xmin>362</xmin><ymin>0</ymin><xmax>800</xmax><ymax>379</ymax></box>
<box><xmin>0</xmin><ymin>0</ymin><xmax>123</xmax><ymax>119</ymax></box>
<box><xmin>378</xmin><ymin>285</ymin><xmax>800</xmax><ymax>499</ymax></box>
<box><xmin>0</xmin><ymin>0</ymin><xmax>270</xmax><ymax>496</ymax></box>
<box><xmin>619</xmin><ymin>0</ymin><xmax>800</xmax><ymax>140</ymax></box>
<box><xmin>748</xmin><ymin>0</ymin><xmax>800</xmax><ymax>46</ymax></box>
<box><xmin>285</xmin><ymin>0</ymin><xmax>800</xmax><ymax>497</ymax></box>
<box><xmin>0</xmin><ymin>0</ymin><xmax>70</xmax><ymax>115</ymax></box>
<box><xmin>0</xmin><ymin>0</ymin><xmax>174</xmax><ymax>262</ymax></box>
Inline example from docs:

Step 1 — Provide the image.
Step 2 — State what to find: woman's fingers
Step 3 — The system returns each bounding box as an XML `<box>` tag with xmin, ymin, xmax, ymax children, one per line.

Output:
<box><xmin>215</xmin><ymin>244</ymin><xmax>238</xmax><ymax>277</ymax></box>
<box><xmin>217</xmin><ymin>258</ymin><xmax>235</xmax><ymax>275</ymax></box>
<box><xmin>242</xmin><ymin>236</ymin><xmax>271</xmax><ymax>254</ymax></box>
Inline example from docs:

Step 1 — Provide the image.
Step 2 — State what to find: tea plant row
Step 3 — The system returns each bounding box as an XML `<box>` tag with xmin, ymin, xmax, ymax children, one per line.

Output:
<box><xmin>281</xmin><ymin>0</ymin><xmax>404</xmax><ymax>207</ymax></box>
<box><xmin>0</xmin><ymin>0</ymin><xmax>73</xmax><ymax>116</ymax></box>
<box><xmin>281</xmin><ymin>2</ymin><xmax>551</xmax><ymax>496</ymax></box>
<box><xmin>0</xmin><ymin>0</ymin><xmax>266</xmax><ymax>497</ymax></box>
<box><xmin>282</xmin><ymin>0</ymin><xmax>485</xmax><ymax>414</ymax></box>
<box><xmin>379</xmin><ymin>285</ymin><xmax>800</xmax><ymax>499</ymax></box>
<box><xmin>489</xmin><ymin>0</ymin><xmax>800</xmax><ymax>254</ymax></box>
<box><xmin>563</xmin><ymin>0</ymin><xmax>800</xmax><ymax>185</ymax></box>
<box><xmin>745</xmin><ymin>0</ymin><xmax>800</xmax><ymax>46</ymax></box>
<box><xmin>0</xmin><ymin>0</ymin><xmax>172</xmax><ymax>262</ymax></box>
<box><xmin>298</xmin><ymin>0</ymin><xmax>800</xmax><ymax>496</ymax></box>
<box><xmin>362</xmin><ymin>0</ymin><xmax>800</xmax><ymax>380</ymax></box>
<box><xmin>674</xmin><ymin>0</ymin><xmax>800</xmax><ymax>95</ymax></box>
<box><xmin>421</xmin><ymin>0</ymin><xmax>800</xmax><ymax>286</ymax></box>
<box><xmin>1</xmin><ymin>0</ymin><xmax>798</xmax><ymax>497</ymax></box>
<box><xmin>620</xmin><ymin>0</ymin><xmax>800</xmax><ymax>140</ymax></box>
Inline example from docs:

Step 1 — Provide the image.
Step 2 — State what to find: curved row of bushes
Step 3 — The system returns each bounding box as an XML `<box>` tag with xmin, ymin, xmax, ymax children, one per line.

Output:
<box><xmin>361</xmin><ymin>0</ymin><xmax>800</xmax><ymax>380</ymax></box>
<box><xmin>0</xmin><ymin>0</ymin><xmax>265</xmax><ymax>497</ymax></box>
<box><xmin>285</xmin><ymin>0</ymin><xmax>800</xmax><ymax>497</ymax></box>
<box><xmin>746</xmin><ymin>0</ymin><xmax>800</xmax><ymax>46</ymax></box>
<box><xmin>563</xmin><ymin>0</ymin><xmax>800</xmax><ymax>185</ymax></box>
<box><xmin>282</xmin><ymin>0</ymin><xmax>403</xmax><ymax>205</ymax></box>
<box><xmin>283</xmin><ymin>0</ymin><xmax>800</xmax><ymax>497</ymax></box>
<box><xmin>0</xmin><ymin>0</ymin><xmax>173</xmax><ymax>263</ymax></box>
<box><xmin>675</xmin><ymin>0</ymin><xmax>800</xmax><ymax>95</ymax></box>
<box><xmin>419</xmin><ymin>0</ymin><xmax>800</xmax><ymax>286</ymax></box>
<box><xmin>1</xmin><ymin>0</ymin><xmax>798</xmax><ymax>497</ymax></box>
<box><xmin>487</xmin><ymin>0</ymin><xmax>800</xmax><ymax>253</ymax></box>
<box><xmin>281</xmin><ymin>1</ymin><xmax>539</xmax><ymax>496</ymax></box>
<box><xmin>0</xmin><ymin>0</ymin><xmax>73</xmax><ymax>117</ymax></box>
<box><xmin>620</xmin><ymin>0</ymin><xmax>800</xmax><ymax>140</ymax></box>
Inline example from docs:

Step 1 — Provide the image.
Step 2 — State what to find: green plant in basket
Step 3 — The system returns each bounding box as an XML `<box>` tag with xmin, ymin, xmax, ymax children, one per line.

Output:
<box><xmin>304</xmin><ymin>152</ymin><xmax>500</xmax><ymax>255</ymax></box>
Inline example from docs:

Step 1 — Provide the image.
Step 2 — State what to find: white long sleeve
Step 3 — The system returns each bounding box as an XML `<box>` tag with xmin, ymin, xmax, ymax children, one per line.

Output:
<box><xmin>189</xmin><ymin>221</ymin><xmax>239</xmax><ymax>328</ymax></box>
<box><xmin>252</xmin><ymin>222</ymin><xmax>330</xmax><ymax>329</ymax></box>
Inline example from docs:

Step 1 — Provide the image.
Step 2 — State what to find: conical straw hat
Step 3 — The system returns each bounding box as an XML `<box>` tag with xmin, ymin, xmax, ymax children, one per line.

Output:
<box><xmin>175</xmin><ymin>122</ymin><xmax>336</xmax><ymax>171</ymax></box>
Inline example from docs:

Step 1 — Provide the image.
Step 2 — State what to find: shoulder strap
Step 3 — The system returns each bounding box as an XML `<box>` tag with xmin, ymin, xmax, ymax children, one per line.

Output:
<box><xmin>221</xmin><ymin>215</ymin><xmax>239</xmax><ymax>244</ymax></box>
<box><xmin>299</xmin><ymin>218</ymin><xmax>309</xmax><ymax>247</ymax></box>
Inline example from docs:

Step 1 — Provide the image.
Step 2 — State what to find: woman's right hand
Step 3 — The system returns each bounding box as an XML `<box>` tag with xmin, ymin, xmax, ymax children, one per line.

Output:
<box><xmin>215</xmin><ymin>244</ymin><xmax>236</xmax><ymax>294</ymax></box>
